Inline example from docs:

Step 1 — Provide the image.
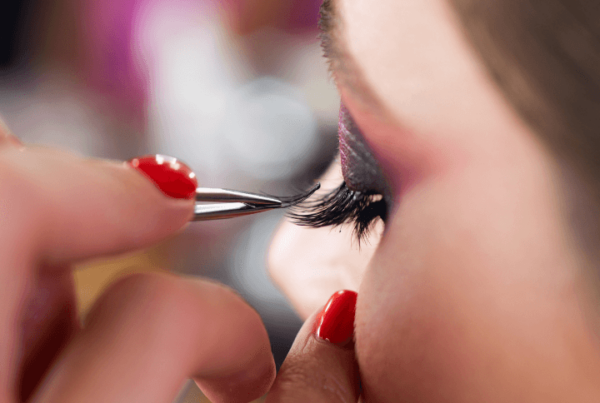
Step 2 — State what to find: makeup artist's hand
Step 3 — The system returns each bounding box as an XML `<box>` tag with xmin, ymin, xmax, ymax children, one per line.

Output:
<box><xmin>0</xmin><ymin>131</ymin><xmax>275</xmax><ymax>403</ymax></box>
<box><xmin>266</xmin><ymin>290</ymin><xmax>361</xmax><ymax>402</ymax></box>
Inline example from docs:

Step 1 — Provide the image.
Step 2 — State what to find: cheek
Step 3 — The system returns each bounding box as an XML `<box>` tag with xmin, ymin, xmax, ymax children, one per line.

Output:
<box><xmin>354</xmin><ymin>168</ymin><xmax>600</xmax><ymax>402</ymax></box>
<box><xmin>355</xmin><ymin>209</ymin><xmax>479</xmax><ymax>402</ymax></box>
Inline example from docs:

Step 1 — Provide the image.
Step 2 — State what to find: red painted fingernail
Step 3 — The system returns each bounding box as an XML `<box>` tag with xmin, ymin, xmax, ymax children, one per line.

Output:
<box><xmin>315</xmin><ymin>290</ymin><xmax>357</xmax><ymax>346</ymax></box>
<box><xmin>128</xmin><ymin>154</ymin><xmax>198</xmax><ymax>199</ymax></box>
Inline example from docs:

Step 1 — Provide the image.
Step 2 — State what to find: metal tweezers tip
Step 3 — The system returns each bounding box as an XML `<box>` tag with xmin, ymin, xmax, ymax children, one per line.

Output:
<box><xmin>192</xmin><ymin>183</ymin><xmax>320</xmax><ymax>221</ymax></box>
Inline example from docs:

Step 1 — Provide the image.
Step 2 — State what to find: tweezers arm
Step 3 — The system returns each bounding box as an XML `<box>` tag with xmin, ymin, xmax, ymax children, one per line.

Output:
<box><xmin>195</xmin><ymin>188</ymin><xmax>281</xmax><ymax>206</ymax></box>
<box><xmin>193</xmin><ymin>202</ymin><xmax>277</xmax><ymax>221</ymax></box>
<box><xmin>192</xmin><ymin>183</ymin><xmax>319</xmax><ymax>221</ymax></box>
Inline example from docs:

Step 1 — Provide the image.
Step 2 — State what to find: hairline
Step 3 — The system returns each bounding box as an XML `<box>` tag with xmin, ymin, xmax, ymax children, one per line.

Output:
<box><xmin>318</xmin><ymin>0</ymin><xmax>385</xmax><ymax>113</ymax></box>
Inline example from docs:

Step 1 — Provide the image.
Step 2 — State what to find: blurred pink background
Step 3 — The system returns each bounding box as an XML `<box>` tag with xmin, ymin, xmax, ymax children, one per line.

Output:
<box><xmin>0</xmin><ymin>0</ymin><xmax>338</xmax><ymax>401</ymax></box>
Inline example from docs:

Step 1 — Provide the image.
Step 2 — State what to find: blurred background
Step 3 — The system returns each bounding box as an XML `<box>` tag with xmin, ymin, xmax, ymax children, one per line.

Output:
<box><xmin>0</xmin><ymin>0</ymin><xmax>339</xmax><ymax>401</ymax></box>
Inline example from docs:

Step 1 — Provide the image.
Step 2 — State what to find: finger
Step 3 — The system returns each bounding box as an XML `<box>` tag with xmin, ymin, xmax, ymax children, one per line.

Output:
<box><xmin>17</xmin><ymin>269</ymin><xmax>79</xmax><ymax>402</ymax></box>
<box><xmin>0</xmin><ymin>148</ymin><xmax>195</xmax><ymax>401</ymax></box>
<box><xmin>32</xmin><ymin>273</ymin><xmax>275</xmax><ymax>403</ymax></box>
<box><xmin>266</xmin><ymin>290</ymin><xmax>360</xmax><ymax>403</ymax></box>
<box><xmin>0</xmin><ymin>147</ymin><xmax>194</xmax><ymax>265</ymax></box>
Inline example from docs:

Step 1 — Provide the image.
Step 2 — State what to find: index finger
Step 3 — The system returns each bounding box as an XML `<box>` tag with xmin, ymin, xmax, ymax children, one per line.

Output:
<box><xmin>0</xmin><ymin>147</ymin><xmax>194</xmax><ymax>266</ymax></box>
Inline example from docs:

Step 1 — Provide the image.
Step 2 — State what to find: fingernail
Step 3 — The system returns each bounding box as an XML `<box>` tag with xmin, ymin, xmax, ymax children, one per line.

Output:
<box><xmin>128</xmin><ymin>154</ymin><xmax>198</xmax><ymax>199</ymax></box>
<box><xmin>315</xmin><ymin>290</ymin><xmax>357</xmax><ymax>346</ymax></box>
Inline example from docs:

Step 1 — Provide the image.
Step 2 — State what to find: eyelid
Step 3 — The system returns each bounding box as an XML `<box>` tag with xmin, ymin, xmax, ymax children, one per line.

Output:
<box><xmin>338</xmin><ymin>103</ymin><xmax>390</xmax><ymax>197</ymax></box>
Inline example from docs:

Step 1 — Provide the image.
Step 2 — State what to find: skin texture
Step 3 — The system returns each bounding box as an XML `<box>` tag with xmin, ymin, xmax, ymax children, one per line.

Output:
<box><xmin>0</xmin><ymin>122</ymin><xmax>362</xmax><ymax>402</ymax></box>
<box><xmin>266</xmin><ymin>308</ymin><xmax>360</xmax><ymax>403</ymax></box>
<box><xmin>4</xmin><ymin>0</ymin><xmax>600</xmax><ymax>400</ymax></box>
<box><xmin>0</xmin><ymin>135</ymin><xmax>278</xmax><ymax>403</ymax></box>
<box><xmin>269</xmin><ymin>161</ymin><xmax>380</xmax><ymax>319</ymax></box>
<box><xmin>269</xmin><ymin>0</ymin><xmax>600</xmax><ymax>401</ymax></box>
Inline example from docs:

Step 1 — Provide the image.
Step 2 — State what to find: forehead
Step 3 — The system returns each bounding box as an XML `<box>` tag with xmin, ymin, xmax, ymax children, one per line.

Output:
<box><xmin>336</xmin><ymin>0</ymin><xmax>495</xmax><ymax>138</ymax></box>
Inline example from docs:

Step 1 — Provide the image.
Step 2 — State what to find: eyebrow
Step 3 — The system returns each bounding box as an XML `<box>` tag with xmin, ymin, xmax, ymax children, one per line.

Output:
<box><xmin>318</xmin><ymin>0</ymin><xmax>382</xmax><ymax>110</ymax></box>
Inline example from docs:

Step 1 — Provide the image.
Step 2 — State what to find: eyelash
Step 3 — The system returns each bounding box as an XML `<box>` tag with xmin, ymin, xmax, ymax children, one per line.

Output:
<box><xmin>287</xmin><ymin>182</ymin><xmax>387</xmax><ymax>242</ymax></box>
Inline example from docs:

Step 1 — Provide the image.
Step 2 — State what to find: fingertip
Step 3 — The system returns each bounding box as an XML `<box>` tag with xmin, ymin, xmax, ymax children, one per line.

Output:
<box><xmin>0</xmin><ymin>148</ymin><xmax>197</xmax><ymax>264</ymax></box>
<box><xmin>102</xmin><ymin>159</ymin><xmax>196</xmax><ymax>242</ymax></box>
<box><xmin>32</xmin><ymin>151</ymin><xmax>195</xmax><ymax>262</ymax></box>
<box><xmin>265</xmin><ymin>292</ymin><xmax>361</xmax><ymax>403</ymax></box>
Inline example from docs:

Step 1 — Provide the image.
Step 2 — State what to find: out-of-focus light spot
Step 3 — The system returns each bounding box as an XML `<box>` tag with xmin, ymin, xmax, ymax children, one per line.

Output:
<box><xmin>136</xmin><ymin>2</ymin><xmax>239</xmax><ymax>182</ymax></box>
<box><xmin>222</xmin><ymin>77</ymin><xmax>318</xmax><ymax>181</ymax></box>
<box><xmin>230</xmin><ymin>211</ymin><xmax>302</xmax><ymax>325</ymax></box>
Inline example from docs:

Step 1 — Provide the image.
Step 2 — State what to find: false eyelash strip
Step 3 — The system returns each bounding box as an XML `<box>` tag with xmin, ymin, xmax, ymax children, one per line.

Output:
<box><xmin>276</xmin><ymin>183</ymin><xmax>321</xmax><ymax>208</ymax></box>
<box><xmin>287</xmin><ymin>182</ymin><xmax>387</xmax><ymax>241</ymax></box>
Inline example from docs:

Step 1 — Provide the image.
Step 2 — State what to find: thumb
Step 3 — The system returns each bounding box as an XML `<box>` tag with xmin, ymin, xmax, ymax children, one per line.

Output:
<box><xmin>266</xmin><ymin>290</ymin><xmax>361</xmax><ymax>403</ymax></box>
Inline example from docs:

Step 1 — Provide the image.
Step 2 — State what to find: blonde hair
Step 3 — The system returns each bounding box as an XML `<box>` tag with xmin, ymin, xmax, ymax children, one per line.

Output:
<box><xmin>450</xmin><ymin>0</ymin><xmax>600</xmax><ymax>259</ymax></box>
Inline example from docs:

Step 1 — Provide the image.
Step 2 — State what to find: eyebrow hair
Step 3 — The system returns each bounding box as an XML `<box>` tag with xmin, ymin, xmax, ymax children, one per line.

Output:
<box><xmin>318</xmin><ymin>0</ymin><xmax>382</xmax><ymax>111</ymax></box>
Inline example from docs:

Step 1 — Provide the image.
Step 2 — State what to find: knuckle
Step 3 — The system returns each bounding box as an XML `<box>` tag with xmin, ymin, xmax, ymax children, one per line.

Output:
<box><xmin>275</xmin><ymin>361</ymin><xmax>353</xmax><ymax>403</ymax></box>
<box><xmin>277</xmin><ymin>363</ymin><xmax>314</xmax><ymax>388</ymax></box>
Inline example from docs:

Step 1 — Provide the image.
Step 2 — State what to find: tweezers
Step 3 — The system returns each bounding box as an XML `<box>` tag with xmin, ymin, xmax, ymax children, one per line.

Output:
<box><xmin>193</xmin><ymin>183</ymin><xmax>320</xmax><ymax>221</ymax></box>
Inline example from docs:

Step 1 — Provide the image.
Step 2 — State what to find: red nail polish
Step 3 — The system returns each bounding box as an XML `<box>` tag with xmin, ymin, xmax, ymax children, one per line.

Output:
<box><xmin>128</xmin><ymin>154</ymin><xmax>198</xmax><ymax>199</ymax></box>
<box><xmin>315</xmin><ymin>290</ymin><xmax>357</xmax><ymax>346</ymax></box>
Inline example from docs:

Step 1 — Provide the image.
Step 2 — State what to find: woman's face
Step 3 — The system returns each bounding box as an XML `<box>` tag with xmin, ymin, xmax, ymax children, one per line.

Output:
<box><xmin>269</xmin><ymin>0</ymin><xmax>600</xmax><ymax>401</ymax></box>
